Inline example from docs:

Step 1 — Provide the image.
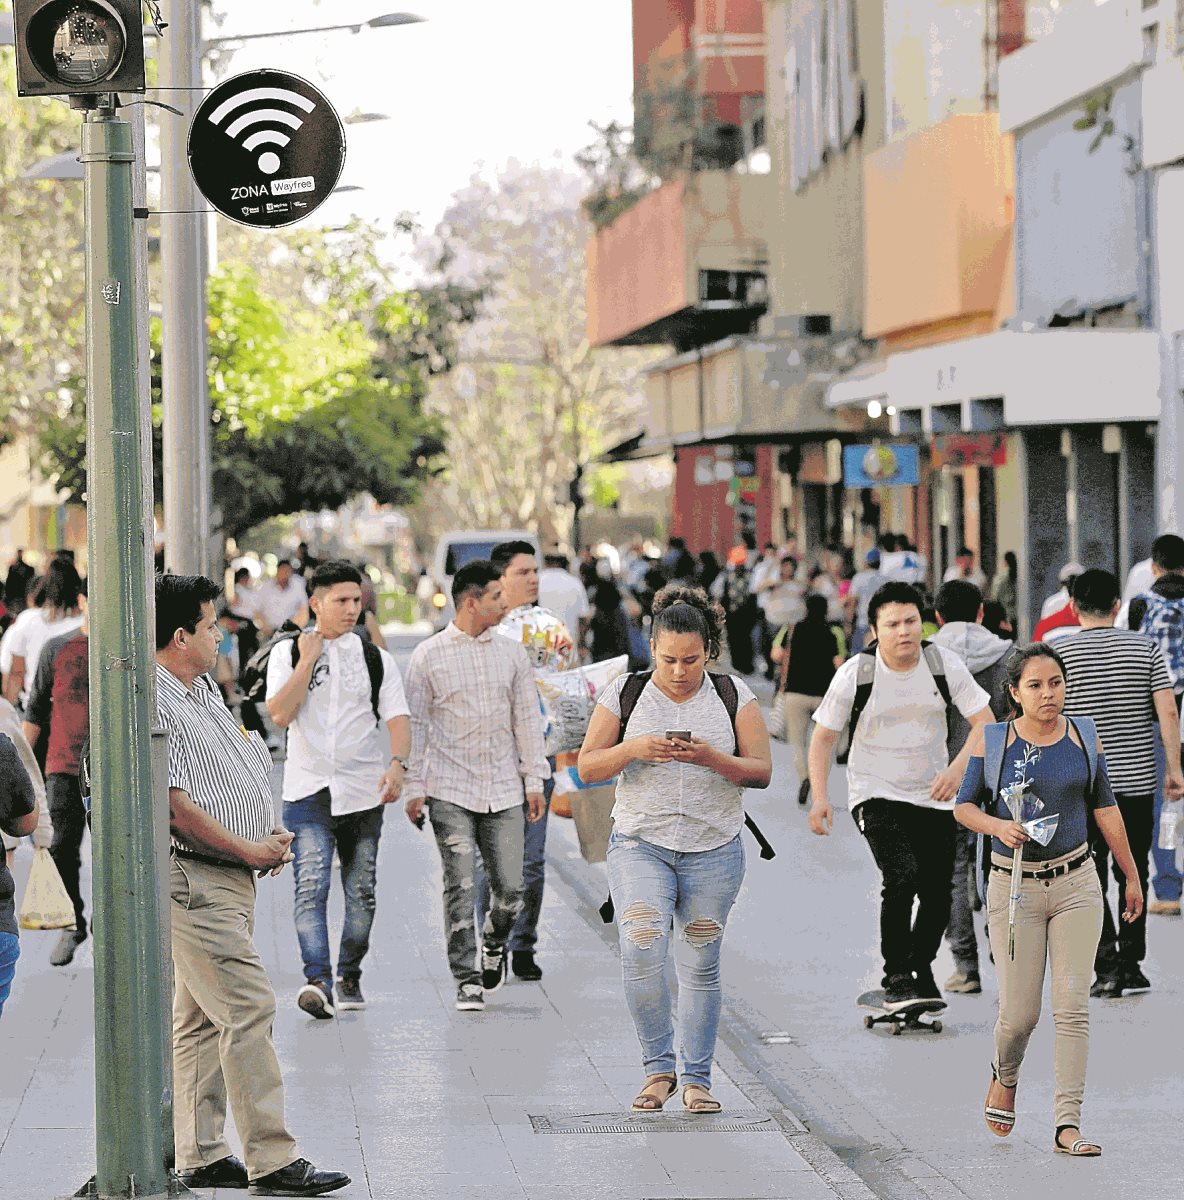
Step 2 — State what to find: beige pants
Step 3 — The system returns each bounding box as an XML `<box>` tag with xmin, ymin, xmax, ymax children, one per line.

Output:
<box><xmin>170</xmin><ymin>857</ymin><xmax>299</xmax><ymax>1178</ymax></box>
<box><xmin>986</xmin><ymin>846</ymin><xmax>1103</xmax><ymax>1129</ymax></box>
<box><xmin>780</xmin><ymin>693</ymin><xmax>823</xmax><ymax>781</ymax></box>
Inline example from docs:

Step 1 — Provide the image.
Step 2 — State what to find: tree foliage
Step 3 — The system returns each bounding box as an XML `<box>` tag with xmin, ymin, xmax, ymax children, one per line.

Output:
<box><xmin>0</xmin><ymin>51</ymin><xmax>86</xmax><ymax>450</ymax></box>
<box><xmin>417</xmin><ymin>162</ymin><xmax>652</xmax><ymax>546</ymax></box>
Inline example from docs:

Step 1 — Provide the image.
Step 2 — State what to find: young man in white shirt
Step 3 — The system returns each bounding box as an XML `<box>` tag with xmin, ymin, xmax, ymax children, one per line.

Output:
<box><xmin>266</xmin><ymin>561</ymin><xmax>410</xmax><ymax>1019</ymax></box>
<box><xmin>807</xmin><ymin>581</ymin><xmax>991</xmax><ymax>1011</ymax></box>
<box><xmin>402</xmin><ymin>560</ymin><xmax>548</xmax><ymax>1012</ymax></box>
<box><xmin>537</xmin><ymin>549</ymin><xmax>589</xmax><ymax>652</ymax></box>
<box><xmin>255</xmin><ymin>559</ymin><xmax>308</xmax><ymax>638</ymax></box>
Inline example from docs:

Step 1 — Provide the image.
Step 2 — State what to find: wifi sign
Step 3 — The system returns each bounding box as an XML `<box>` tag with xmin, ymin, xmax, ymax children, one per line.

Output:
<box><xmin>208</xmin><ymin>86</ymin><xmax>318</xmax><ymax>177</ymax></box>
<box><xmin>187</xmin><ymin>69</ymin><xmax>347</xmax><ymax>230</ymax></box>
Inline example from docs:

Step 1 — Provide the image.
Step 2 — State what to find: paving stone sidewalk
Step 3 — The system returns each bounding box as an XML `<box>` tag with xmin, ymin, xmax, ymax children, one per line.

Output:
<box><xmin>0</xmin><ymin>793</ymin><xmax>870</xmax><ymax>1200</ymax></box>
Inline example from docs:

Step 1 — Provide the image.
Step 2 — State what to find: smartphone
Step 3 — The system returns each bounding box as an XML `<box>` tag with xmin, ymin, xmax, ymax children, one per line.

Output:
<box><xmin>665</xmin><ymin>729</ymin><xmax>692</xmax><ymax>743</ymax></box>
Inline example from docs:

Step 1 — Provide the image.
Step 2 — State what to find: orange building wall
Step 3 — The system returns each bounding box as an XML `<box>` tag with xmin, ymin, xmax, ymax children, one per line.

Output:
<box><xmin>863</xmin><ymin>114</ymin><xmax>1014</xmax><ymax>345</ymax></box>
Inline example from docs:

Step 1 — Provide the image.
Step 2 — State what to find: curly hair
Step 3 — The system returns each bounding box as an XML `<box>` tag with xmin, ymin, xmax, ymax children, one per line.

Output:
<box><xmin>650</xmin><ymin>583</ymin><xmax>725</xmax><ymax>662</ymax></box>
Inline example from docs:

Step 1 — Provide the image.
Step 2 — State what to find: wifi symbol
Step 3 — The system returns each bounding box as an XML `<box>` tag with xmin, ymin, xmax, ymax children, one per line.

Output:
<box><xmin>207</xmin><ymin>86</ymin><xmax>318</xmax><ymax>177</ymax></box>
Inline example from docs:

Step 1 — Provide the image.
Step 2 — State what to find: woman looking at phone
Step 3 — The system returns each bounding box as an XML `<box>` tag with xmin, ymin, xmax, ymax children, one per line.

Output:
<box><xmin>578</xmin><ymin>585</ymin><xmax>772</xmax><ymax>1115</ymax></box>
<box><xmin>954</xmin><ymin>643</ymin><xmax>1141</xmax><ymax>1157</ymax></box>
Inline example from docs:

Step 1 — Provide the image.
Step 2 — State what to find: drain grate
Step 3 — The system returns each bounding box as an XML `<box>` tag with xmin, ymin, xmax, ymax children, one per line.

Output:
<box><xmin>529</xmin><ymin>1109</ymin><xmax>781</xmax><ymax>1134</ymax></box>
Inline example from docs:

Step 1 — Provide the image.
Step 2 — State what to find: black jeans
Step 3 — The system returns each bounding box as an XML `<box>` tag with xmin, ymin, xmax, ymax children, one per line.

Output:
<box><xmin>1091</xmin><ymin>792</ymin><xmax>1153</xmax><ymax>977</ymax></box>
<box><xmin>854</xmin><ymin>799</ymin><xmax>957</xmax><ymax>987</ymax></box>
<box><xmin>47</xmin><ymin>773</ymin><xmax>87</xmax><ymax>932</ymax></box>
<box><xmin>945</xmin><ymin>824</ymin><xmax>980</xmax><ymax>974</ymax></box>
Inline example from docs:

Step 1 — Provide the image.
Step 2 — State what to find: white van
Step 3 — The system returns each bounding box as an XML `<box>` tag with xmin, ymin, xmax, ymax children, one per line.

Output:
<box><xmin>428</xmin><ymin>529</ymin><xmax>540</xmax><ymax>628</ymax></box>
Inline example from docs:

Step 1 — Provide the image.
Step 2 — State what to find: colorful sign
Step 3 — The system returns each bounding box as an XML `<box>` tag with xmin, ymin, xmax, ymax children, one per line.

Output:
<box><xmin>932</xmin><ymin>433</ymin><xmax>1008</xmax><ymax>469</ymax></box>
<box><xmin>842</xmin><ymin>443</ymin><xmax>920</xmax><ymax>488</ymax></box>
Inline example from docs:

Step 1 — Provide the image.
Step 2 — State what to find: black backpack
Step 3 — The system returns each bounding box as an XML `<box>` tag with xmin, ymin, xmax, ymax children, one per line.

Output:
<box><xmin>240</xmin><ymin>625</ymin><xmax>384</xmax><ymax>724</ymax></box>
<box><xmin>598</xmin><ymin>670</ymin><xmax>774</xmax><ymax>924</ymax></box>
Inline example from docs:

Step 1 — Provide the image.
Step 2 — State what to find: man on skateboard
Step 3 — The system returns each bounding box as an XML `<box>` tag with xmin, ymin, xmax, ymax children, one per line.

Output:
<box><xmin>807</xmin><ymin>582</ymin><xmax>992</xmax><ymax>1012</ymax></box>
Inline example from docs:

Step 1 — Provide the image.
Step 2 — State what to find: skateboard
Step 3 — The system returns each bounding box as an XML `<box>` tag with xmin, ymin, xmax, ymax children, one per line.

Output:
<box><xmin>856</xmin><ymin>989</ymin><xmax>946</xmax><ymax>1035</ymax></box>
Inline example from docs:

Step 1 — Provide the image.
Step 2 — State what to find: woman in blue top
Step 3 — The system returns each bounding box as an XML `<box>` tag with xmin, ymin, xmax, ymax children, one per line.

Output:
<box><xmin>954</xmin><ymin>643</ymin><xmax>1141</xmax><ymax>1158</ymax></box>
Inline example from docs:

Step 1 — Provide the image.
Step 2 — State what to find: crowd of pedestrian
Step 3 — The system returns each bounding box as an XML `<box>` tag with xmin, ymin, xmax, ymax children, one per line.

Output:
<box><xmin>2</xmin><ymin>521</ymin><xmax>1184</xmax><ymax>1180</ymax></box>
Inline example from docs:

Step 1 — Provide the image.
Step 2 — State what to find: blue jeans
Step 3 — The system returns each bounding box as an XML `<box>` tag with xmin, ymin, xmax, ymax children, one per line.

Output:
<box><xmin>0</xmin><ymin>932</ymin><xmax>19</xmax><ymax>1017</ymax></box>
<box><xmin>474</xmin><ymin>771</ymin><xmax>553</xmax><ymax>953</ymax></box>
<box><xmin>284</xmin><ymin>791</ymin><xmax>385</xmax><ymax>986</ymax></box>
<box><xmin>605</xmin><ymin>830</ymin><xmax>745</xmax><ymax>1088</ymax></box>
<box><xmin>428</xmin><ymin>799</ymin><xmax>524</xmax><ymax>987</ymax></box>
<box><xmin>1151</xmin><ymin>724</ymin><xmax>1183</xmax><ymax>901</ymax></box>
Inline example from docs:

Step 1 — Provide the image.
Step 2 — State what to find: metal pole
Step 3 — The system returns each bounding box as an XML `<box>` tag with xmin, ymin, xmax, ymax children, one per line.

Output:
<box><xmin>81</xmin><ymin>102</ymin><xmax>171</xmax><ymax>1200</ymax></box>
<box><xmin>160</xmin><ymin>0</ymin><xmax>212</xmax><ymax>576</ymax></box>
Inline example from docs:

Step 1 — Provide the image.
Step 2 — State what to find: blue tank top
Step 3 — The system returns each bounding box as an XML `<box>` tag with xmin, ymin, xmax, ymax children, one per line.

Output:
<box><xmin>956</xmin><ymin>726</ymin><xmax>1118</xmax><ymax>860</ymax></box>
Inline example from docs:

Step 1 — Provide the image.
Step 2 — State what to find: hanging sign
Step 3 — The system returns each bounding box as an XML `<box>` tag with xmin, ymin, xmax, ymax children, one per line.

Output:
<box><xmin>842</xmin><ymin>443</ymin><xmax>920</xmax><ymax>488</ymax></box>
<box><xmin>188</xmin><ymin>69</ymin><xmax>346</xmax><ymax>228</ymax></box>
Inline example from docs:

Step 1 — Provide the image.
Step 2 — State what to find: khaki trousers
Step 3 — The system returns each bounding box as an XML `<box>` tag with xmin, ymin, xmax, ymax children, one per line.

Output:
<box><xmin>780</xmin><ymin>692</ymin><xmax>823</xmax><ymax>781</ymax></box>
<box><xmin>986</xmin><ymin>846</ymin><xmax>1103</xmax><ymax>1129</ymax></box>
<box><xmin>170</xmin><ymin>857</ymin><xmax>299</xmax><ymax>1178</ymax></box>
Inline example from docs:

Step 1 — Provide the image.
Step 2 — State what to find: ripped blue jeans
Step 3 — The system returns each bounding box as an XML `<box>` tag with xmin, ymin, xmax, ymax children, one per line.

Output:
<box><xmin>285</xmin><ymin>791</ymin><xmax>385</xmax><ymax>986</ymax></box>
<box><xmin>605</xmin><ymin>830</ymin><xmax>745</xmax><ymax>1088</ymax></box>
<box><xmin>427</xmin><ymin>799</ymin><xmax>524</xmax><ymax>987</ymax></box>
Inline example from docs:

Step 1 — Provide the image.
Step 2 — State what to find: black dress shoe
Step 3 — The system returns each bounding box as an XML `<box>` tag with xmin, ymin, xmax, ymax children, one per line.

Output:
<box><xmin>248</xmin><ymin>1158</ymin><xmax>350</xmax><ymax>1196</ymax></box>
<box><xmin>511</xmin><ymin>951</ymin><xmax>543</xmax><ymax>981</ymax></box>
<box><xmin>179</xmin><ymin>1154</ymin><xmax>249</xmax><ymax>1188</ymax></box>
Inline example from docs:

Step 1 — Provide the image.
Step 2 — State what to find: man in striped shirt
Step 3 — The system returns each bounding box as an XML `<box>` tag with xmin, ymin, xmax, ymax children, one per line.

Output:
<box><xmin>403</xmin><ymin>560</ymin><xmax>549</xmax><ymax>1013</ymax></box>
<box><xmin>156</xmin><ymin>575</ymin><xmax>349</xmax><ymax>1197</ymax></box>
<box><xmin>1058</xmin><ymin>568</ymin><xmax>1184</xmax><ymax>999</ymax></box>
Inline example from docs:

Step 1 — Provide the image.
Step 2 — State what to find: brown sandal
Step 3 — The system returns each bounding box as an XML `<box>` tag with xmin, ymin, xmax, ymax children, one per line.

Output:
<box><xmin>984</xmin><ymin>1064</ymin><xmax>1016</xmax><ymax>1137</ymax></box>
<box><xmin>631</xmin><ymin>1073</ymin><xmax>677</xmax><ymax>1111</ymax></box>
<box><xmin>682</xmin><ymin>1084</ymin><xmax>722</xmax><ymax>1114</ymax></box>
<box><xmin>1054</xmin><ymin>1127</ymin><xmax>1101</xmax><ymax>1157</ymax></box>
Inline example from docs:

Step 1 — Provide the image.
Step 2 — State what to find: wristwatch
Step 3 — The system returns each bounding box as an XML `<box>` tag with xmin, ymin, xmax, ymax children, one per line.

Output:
<box><xmin>390</xmin><ymin>755</ymin><xmax>409</xmax><ymax>771</ymax></box>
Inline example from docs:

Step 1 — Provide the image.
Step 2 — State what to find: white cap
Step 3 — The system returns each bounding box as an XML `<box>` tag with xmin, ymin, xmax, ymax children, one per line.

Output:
<box><xmin>1058</xmin><ymin>561</ymin><xmax>1085</xmax><ymax>583</ymax></box>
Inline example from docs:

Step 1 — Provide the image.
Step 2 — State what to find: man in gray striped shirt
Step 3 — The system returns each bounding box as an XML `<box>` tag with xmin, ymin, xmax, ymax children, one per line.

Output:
<box><xmin>156</xmin><ymin>575</ymin><xmax>349</xmax><ymax>1197</ymax></box>
<box><xmin>1059</xmin><ymin>568</ymin><xmax>1184</xmax><ymax>999</ymax></box>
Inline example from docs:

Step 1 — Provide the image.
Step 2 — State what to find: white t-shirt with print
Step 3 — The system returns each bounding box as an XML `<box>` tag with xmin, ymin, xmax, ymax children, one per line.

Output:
<box><xmin>267</xmin><ymin>630</ymin><xmax>409</xmax><ymax>816</ymax></box>
<box><xmin>813</xmin><ymin>645</ymin><xmax>989</xmax><ymax>812</ymax></box>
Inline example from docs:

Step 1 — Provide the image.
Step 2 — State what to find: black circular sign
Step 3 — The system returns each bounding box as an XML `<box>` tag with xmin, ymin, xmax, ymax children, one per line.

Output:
<box><xmin>188</xmin><ymin>69</ymin><xmax>346</xmax><ymax>229</ymax></box>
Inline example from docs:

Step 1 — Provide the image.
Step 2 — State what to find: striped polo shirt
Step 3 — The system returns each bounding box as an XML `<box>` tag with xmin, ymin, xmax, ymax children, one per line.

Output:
<box><xmin>1057</xmin><ymin>626</ymin><xmax>1172</xmax><ymax>795</ymax></box>
<box><xmin>155</xmin><ymin>663</ymin><xmax>276</xmax><ymax>850</ymax></box>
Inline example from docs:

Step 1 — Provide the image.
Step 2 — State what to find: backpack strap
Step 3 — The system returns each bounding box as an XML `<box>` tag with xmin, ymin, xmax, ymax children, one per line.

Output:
<box><xmin>843</xmin><ymin>647</ymin><xmax>878</xmax><ymax>753</ymax></box>
<box><xmin>707</xmin><ymin>671</ymin><xmax>739</xmax><ymax>748</ymax></box>
<box><xmin>1066</xmin><ymin>715</ymin><xmax>1098</xmax><ymax>793</ymax></box>
<box><xmin>361</xmin><ymin>639</ymin><xmax>384</xmax><ymax>725</ymax></box>
<box><xmin>976</xmin><ymin>720</ymin><xmax>1012</xmax><ymax>905</ymax></box>
<box><xmin>614</xmin><ymin>671</ymin><xmax>653</xmax><ymax>743</ymax></box>
<box><xmin>921</xmin><ymin>640</ymin><xmax>952</xmax><ymax>707</ymax></box>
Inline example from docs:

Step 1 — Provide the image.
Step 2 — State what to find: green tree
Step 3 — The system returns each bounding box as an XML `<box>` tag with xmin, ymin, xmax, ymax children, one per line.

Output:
<box><xmin>0</xmin><ymin>50</ymin><xmax>86</xmax><ymax>450</ymax></box>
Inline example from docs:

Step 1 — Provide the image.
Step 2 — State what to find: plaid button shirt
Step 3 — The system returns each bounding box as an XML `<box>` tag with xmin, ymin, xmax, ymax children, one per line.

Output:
<box><xmin>403</xmin><ymin>622</ymin><xmax>549</xmax><ymax>812</ymax></box>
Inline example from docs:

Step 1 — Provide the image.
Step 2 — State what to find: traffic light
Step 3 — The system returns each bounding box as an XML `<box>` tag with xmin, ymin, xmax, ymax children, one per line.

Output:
<box><xmin>13</xmin><ymin>0</ymin><xmax>146</xmax><ymax>99</ymax></box>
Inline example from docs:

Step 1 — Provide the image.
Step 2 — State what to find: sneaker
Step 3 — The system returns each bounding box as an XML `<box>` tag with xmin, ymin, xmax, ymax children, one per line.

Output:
<box><xmin>883</xmin><ymin>976</ymin><xmax>921</xmax><ymax>1012</ymax></box>
<box><xmin>511</xmin><ymin>951</ymin><xmax>543</xmax><ymax>981</ymax></box>
<box><xmin>797</xmin><ymin>779</ymin><xmax>810</xmax><ymax>806</ymax></box>
<box><xmin>296</xmin><ymin>981</ymin><xmax>336</xmax><ymax>1019</ymax></box>
<box><xmin>1089</xmin><ymin>975</ymin><xmax>1122</xmax><ymax>999</ymax></box>
<box><xmin>480</xmin><ymin>943</ymin><xmax>507</xmax><ymax>992</ymax></box>
<box><xmin>944</xmin><ymin>969</ymin><xmax>982</xmax><ymax>995</ymax></box>
<box><xmin>913</xmin><ymin>970</ymin><xmax>942</xmax><ymax>1003</ymax></box>
<box><xmin>49</xmin><ymin>928</ymin><xmax>87</xmax><ymax>967</ymax></box>
<box><xmin>1148</xmin><ymin>898</ymin><xmax>1181</xmax><ymax>916</ymax></box>
<box><xmin>1121</xmin><ymin>966</ymin><xmax>1152</xmax><ymax>994</ymax></box>
<box><xmin>336</xmin><ymin>978</ymin><xmax>366</xmax><ymax>1010</ymax></box>
<box><xmin>455</xmin><ymin>983</ymin><xmax>484</xmax><ymax>1012</ymax></box>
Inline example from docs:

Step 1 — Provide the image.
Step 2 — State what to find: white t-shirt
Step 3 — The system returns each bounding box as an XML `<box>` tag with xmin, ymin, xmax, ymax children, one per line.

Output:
<box><xmin>266</xmin><ymin>631</ymin><xmax>409</xmax><ymax>816</ymax></box>
<box><xmin>763</xmin><ymin>579</ymin><xmax>807</xmax><ymax>628</ymax></box>
<box><xmin>537</xmin><ymin>569</ymin><xmax>589</xmax><ymax>643</ymax></box>
<box><xmin>880</xmin><ymin>550</ymin><xmax>928</xmax><ymax>586</ymax></box>
<box><xmin>597</xmin><ymin>671</ymin><xmax>757</xmax><ymax>852</ymax></box>
<box><xmin>848</xmin><ymin>569</ymin><xmax>884</xmax><ymax>627</ymax></box>
<box><xmin>751</xmin><ymin>556</ymin><xmax>781</xmax><ymax>612</ymax></box>
<box><xmin>813</xmin><ymin>645</ymin><xmax>990</xmax><ymax>812</ymax></box>
<box><xmin>256</xmin><ymin>576</ymin><xmax>307</xmax><ymax>631</ymax></box>
<box><xmin>2</xmin><ymin>609</ymin><xmax>85</xmax><ymax>705</ymax></box>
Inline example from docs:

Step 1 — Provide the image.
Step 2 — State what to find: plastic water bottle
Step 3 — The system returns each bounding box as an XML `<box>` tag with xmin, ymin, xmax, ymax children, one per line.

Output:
<box><xmin>1159</xmin><ymin>797</ymin><xmax>1183</xmax><ymax>851</ymax></box>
